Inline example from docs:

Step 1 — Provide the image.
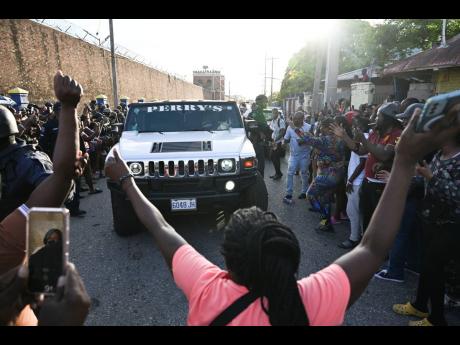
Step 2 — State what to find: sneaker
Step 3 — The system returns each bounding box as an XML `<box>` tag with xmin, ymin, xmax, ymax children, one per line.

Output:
<box><xmin>392</xmin><ymin>302</ymin><xmax>429</xmax><ymax>318</ymax></box>
<box><xmin>298</xmin><ymin>193</ymin><xmax>307</xmax><ymax>199</ymax></box>
<box><xmin>272</xmin><ymin>174</ymin><xmax>282</xmax><ymax>180</ymax></box>
<box><xmin>316</xmin><ymin>219</ymin><xmax>334</xmax><ymax>232</ymax></box>
<box><xmin>80</xmin><ymin>187</ymin><xmax>89</xmax><ymax>192</ymax></box>
<box><xmin>308</xmin><ymin>207</ymin><xmax>320</xmax><ymax>213</ymax></box>
<box><xmin>283</xmin><ymin>195</ymin><xmax>294</xmax><ymax>205</ymax></box>
<box><xmin>374</xmin><ymin>270</ymin><xmax>404</xmax><ymax>283</ymax></box>
<box><xmin>338</xmin><ymin>239</ymin><xmax>359</xmax><ymax>249</ymax></box>
<box><xmin>408</xmin><ymin>318</ymin><xmax>433</xmax><ymax>326</ymax></box>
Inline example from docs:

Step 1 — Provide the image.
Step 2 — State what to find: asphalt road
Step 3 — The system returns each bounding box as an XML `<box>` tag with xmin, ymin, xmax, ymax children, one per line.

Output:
<box><xmin>70</xmin><ymin>158</ymin><xmax>460</xmax><ymax>326</ymax></box>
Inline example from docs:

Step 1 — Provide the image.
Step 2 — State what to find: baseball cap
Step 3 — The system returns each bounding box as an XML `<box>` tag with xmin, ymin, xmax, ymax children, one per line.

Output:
<box><xmin>396</xmin><ymin>103</ymin><xmax>424</xmax><ymax>120</ymax></box>
<box><xmin>378</xmin><ymin>102</ymin><xmax>400</xmax><ymax>119</ymax></box>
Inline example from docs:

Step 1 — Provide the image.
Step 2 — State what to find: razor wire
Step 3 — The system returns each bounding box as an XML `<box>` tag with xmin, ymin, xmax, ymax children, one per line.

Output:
<box><xmin>30</xmin><ymin>19</ymin><xmax>188</xmax><ymax>82</ymax></box>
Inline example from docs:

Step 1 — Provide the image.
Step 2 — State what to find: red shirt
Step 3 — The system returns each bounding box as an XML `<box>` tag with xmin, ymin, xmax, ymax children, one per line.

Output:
<box><xmin>364</xmin><ymin>128</ymin><xmax>402</xmax><ymax>179</ymax></box>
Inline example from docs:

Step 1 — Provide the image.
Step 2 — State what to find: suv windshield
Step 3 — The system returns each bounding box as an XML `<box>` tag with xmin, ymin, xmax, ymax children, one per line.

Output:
<box><xmin>125</xmin><ymin>102</ymin><xmax>243</xmax><ymax>132</ymax></box>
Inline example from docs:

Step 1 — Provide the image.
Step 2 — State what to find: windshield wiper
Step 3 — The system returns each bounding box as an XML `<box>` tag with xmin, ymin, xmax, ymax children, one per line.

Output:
<box><xmin>138</xmin><ymin>130</ymin><xmax>164</xmax><ymax>134</ymax></box>
<box><xmin>188</xmin><ymin>129</ymin><xmax>214</xmax><ymax>133</ymax></box>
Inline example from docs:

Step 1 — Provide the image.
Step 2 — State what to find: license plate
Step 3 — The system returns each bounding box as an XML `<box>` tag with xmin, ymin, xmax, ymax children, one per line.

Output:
<box><xmin>171</xmin><ymin>198</ymin><xmax>197</xmax><ymax>211</ymax></box>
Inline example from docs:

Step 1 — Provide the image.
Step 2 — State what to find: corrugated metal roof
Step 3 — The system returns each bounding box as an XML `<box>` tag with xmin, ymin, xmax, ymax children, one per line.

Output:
<box><xmin>321</xmin><ymin>66</ymin><xmax>381</xmax><ymax>82</ymax></box>
<box><xmin>383</xmin><ymin>34</ymin><xmax>460</xmax><ymax>75</ymax></box>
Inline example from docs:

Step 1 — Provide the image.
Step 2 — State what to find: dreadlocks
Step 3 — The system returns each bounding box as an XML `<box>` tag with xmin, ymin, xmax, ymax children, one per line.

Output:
<box><xmin>221</xmin><ymin>207</ymin><xmax>309</xmax><ymax>325</ymax></box>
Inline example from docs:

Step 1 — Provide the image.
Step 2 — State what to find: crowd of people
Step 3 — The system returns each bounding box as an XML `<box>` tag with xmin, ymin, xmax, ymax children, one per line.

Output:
<box><xmin>0</xmin><ymin>93</ymin><xmax>127</xmax><ymax>221</ymax></box>
<box><xmin>244</xmin><ymin>94</ymin><xmax>460</xmax><ymax>326</ymax></box>
<box><xmin>1</xmin><ymin>71</ymin><xmax>460</xmax><ymax>326</ymax></box>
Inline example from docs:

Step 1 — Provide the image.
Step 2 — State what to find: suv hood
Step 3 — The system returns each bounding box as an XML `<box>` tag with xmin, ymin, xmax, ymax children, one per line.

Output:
<box><xmin>119</xmin><ymin>129</ymin><xmax>252</xmax><ymax>160</ymax></box>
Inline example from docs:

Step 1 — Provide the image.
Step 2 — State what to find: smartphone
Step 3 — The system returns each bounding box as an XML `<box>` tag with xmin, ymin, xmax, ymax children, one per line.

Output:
<box><xmin>26</xmin><ymin>208</ymin><xmax>69</xmax><ymax>295</ymax></box>
<box><xmin>415</xmin><ymin>90</ymin><xmax>460</xmax><ymax>132</ymax></box>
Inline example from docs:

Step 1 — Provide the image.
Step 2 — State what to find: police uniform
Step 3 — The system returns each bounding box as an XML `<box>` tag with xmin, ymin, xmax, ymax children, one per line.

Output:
<box><xmin>0</xmin><ymin>138</ymin><xmax>53</xmax><ymax>221</ymax></box>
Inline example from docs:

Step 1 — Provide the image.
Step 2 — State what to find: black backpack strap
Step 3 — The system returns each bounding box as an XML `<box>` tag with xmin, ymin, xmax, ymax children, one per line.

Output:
<box><xmin>209</xmin><ymin>291</ymin><xmax>259</xmax><ymax>326</ymax></box>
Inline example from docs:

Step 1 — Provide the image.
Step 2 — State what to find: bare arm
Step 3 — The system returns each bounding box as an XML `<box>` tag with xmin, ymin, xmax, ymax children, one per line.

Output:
<box><xmin>360</xmin><ymin>135</ymin><xmax>394</xmax><ymax>162</ymax></box>
<box><xmin>105</xmin><ymin>149</ymin><xmax>187</xmax><ymax>270</ymax></box>
<box><xmin>330</xmin><ymin>123</ymin><xmax>367</xmax><ymax>155</ymax></box>
<box><xmin>26</xmin><ymin>71</ymin><xmax>84</xmax><ymax>208</ymax></box>
<box><xmin>334</xmin><ymin>107</ymin><xmax>460</xmax><ymax>308</ymax></box>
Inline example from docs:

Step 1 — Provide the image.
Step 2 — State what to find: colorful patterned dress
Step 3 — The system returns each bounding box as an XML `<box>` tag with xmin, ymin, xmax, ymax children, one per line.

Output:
<box><xmin>298</xmin><ymin>133</ymin><xmax>346</xmax><ymax>219</ymax></box>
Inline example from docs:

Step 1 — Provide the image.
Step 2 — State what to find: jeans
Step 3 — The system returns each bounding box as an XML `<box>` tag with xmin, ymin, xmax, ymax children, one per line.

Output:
<box><xmin>286</xmin><ymin>154</ymin><xmax>310</xmax><ymax>196</ymax></box>
<box><xmin>385</xmin><ymin>198</ymin><xmax>418</xmax><ymax>279</ymax></box>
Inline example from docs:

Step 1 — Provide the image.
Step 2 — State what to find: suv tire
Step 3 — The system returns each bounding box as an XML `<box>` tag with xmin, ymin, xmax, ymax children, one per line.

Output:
<box><xmin>240</xmin><ymin>172</ymin><xmax>268</xmax><ymax>211</ymax></box>
<box><xmin>110</xmin><ymin>188</ymin><xmax>145</xmax><ymax>237</ymax></box>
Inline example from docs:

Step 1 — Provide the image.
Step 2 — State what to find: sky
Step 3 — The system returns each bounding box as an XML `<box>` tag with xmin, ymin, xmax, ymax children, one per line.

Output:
<box><xmin>66</xmin><ymin>19</ymin><xmax>384</xmax><ymax>100</ymax></box>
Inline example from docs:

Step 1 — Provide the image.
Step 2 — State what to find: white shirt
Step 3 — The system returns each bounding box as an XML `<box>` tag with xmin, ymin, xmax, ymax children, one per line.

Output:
<box><xmin>269</xmin><ymin>117</ymin><xmax>286</xmax><ymax>144</ymax></box>
<box><xmin>348</xmin><ymin>133</ymin><xmax>368</xmax><ymax>185</ymax></box>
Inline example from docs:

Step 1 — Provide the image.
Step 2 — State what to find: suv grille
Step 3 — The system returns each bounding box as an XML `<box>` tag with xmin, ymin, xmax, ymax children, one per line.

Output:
<box><xmin>142</xmin><ymin>158</ymin><xmax>238</xmax><ymax>178</ymax></box>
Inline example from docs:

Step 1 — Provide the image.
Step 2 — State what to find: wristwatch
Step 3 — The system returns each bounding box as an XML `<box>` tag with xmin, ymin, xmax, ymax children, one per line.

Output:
<box><xmin>119</xmin><ymin>173</ymin><xmax>134</xmax><ymax>186</ymax></box>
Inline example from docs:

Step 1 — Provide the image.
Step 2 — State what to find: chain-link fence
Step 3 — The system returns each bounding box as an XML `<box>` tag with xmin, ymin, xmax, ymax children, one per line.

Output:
<box><xmin>30</xmin><ymin>19</ymin><xmax>187</xmax><ymax>82</ymax></box>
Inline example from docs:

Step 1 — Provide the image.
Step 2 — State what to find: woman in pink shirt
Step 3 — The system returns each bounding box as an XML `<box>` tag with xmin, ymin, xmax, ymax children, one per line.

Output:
<box><xmin>104</xmin><ymin>107</ymin><xmax>460</xmax><ymax>326</ymax></box>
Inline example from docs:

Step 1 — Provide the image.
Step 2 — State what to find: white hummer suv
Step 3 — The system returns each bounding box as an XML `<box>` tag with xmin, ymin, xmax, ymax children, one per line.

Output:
<box><xmin>106</xmin><ymin>100</ymin><xmax>268</xmax><ymax>236</ymax></box>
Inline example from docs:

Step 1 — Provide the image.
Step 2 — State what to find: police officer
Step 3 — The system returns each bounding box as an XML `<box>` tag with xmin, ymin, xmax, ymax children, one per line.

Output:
<box><xmin>247</xmin><ymin>95</ymin><xmax>272</xmax><ymax>177</ymax></box>
<box><xmin>0</xmin><ymin>105</ymin><xmax>53</xmax><ymax>221</ymax></box>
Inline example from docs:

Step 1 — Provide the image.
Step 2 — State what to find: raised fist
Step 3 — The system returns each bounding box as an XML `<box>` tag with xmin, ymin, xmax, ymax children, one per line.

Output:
<box><xmin>53</xmin><ymin>71</ymin><xmax>83</xmax><ymax>108</ymax></box>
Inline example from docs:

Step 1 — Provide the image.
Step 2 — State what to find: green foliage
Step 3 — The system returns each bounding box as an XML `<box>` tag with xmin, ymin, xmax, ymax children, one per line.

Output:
<box><xmin>279</xmin><ymin>19</ymin><xmax>460</xmax><ymax>99</ymax></box>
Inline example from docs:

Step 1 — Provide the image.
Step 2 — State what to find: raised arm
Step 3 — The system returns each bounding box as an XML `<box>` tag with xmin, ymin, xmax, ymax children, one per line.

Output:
<box><xmin>105</xmin><ymin>148</ymin><xmax>187</xmax><ymax>270</ymax></box>
<box><xmin>26</xmin><ymin>71</ymin><xmax>87</xmax><ymax>208</ymax></box>
<box><xmin>334</xmin><ymin>107</ymin><xmax>460</xmax><ymax>308</ymax></box>
<box><xmin>357</xmin><ymin>130</ymin><xmax>393</xmax><ymax>162</ymax></box>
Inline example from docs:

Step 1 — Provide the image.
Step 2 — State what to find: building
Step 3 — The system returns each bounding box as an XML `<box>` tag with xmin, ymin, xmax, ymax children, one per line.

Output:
<box><xmin>383</xmin><ymin>33</ymin><xmax>460</xmax><ymax>100</ymax></box>
<box><xmin>193</xmin><ymin>68</ymin><xmax>225</xmax><ymax>100</ymax></box>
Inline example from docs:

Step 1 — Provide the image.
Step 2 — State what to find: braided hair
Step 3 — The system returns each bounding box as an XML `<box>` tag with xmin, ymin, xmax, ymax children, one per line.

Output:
<box><xmin>221</xmin><ymin>207</ymin><xmax>309</xmax><ymax>325</ymax></box>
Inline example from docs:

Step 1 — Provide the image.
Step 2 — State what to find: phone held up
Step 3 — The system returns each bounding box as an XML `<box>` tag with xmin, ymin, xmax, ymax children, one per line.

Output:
<box><xmin>25</xmin><ymin>208</ymin><xmax>69</xmax><ymax>296</ymax></box>
<box><xmin>415</xmin><ymin>90</ymin><xmax>460</xmax><ymax>132</ymax></box>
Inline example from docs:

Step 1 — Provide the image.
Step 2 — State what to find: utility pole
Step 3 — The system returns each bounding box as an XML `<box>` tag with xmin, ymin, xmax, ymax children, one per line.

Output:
<box><xmin>109</xmin><ymin>19</ymin><xmax>119</xmax><ymax>107</ymax></box>
<box><xmin>441</xmin><ymin>19</ymin><xmax>448</xmax><ymax>48</ymax></box>
<box><xmin>324</xmin><ymin>35</ymin><xmax>340</xmax><ymax>109</ymax></box>
<box><xmin>264</xmin><ymin>53</ymin><xmax>267</xmax><ymax>96</ymax></box>
<box><xmin>312</xmin><ymin>43</ymin><xmax>324</xmax><ymax>114</ymax></box>
<box><xmin>270</xmin><ymin>57</ymin><xmax>274</xmax><ymax>103</ymax></box>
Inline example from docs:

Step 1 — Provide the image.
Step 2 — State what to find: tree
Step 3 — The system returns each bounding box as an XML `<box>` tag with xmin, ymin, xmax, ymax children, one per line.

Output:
<box><xmin>373</xmin><ymin>19</ymin><xmax>460</xmax><ymax>64</ymax></box>
<box><xmin>279</xmin><ymin>19</ymin><xmax>460</xmax><ymax>100</ymax></box>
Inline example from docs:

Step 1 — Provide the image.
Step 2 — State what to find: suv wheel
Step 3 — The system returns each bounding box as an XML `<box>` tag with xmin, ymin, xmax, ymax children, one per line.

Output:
<box><xmin>240</xmin><ymin>172</ymin><xmax>268</xmax><ymax>211</ymax></box>
<box><xmin>110</xmin><ymin>188</ymin><xmax>145</xmax><ymax>237</ymax></box>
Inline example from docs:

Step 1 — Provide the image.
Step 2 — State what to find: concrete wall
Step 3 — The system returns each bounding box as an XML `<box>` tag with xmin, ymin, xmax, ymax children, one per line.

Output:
<box><xmin>435</xmin><ymin>68</ymin><xmax>460</xmax><ymax>94</ymax></box>
<box><xmin>0</xmin><ymin>19</ymin><xmax>203</xmax><ymax>108</ymax></box>
<box><xmin>407</xmin><ymin>83</ymin><xmax>434</xmax><ymax>101</ymax></box>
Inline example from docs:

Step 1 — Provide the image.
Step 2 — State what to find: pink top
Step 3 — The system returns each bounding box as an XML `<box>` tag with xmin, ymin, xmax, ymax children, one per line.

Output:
<box><xmin>172</xmin><ymin>244</ymin><xmax>350</xmax><ymax>326</ymax></box>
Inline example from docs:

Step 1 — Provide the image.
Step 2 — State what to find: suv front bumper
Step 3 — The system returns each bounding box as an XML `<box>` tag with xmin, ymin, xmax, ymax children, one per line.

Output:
<box><xmin>107</xmin><ymin>172</ymin><xmax>257</xmax><ymax>213</ymax></box>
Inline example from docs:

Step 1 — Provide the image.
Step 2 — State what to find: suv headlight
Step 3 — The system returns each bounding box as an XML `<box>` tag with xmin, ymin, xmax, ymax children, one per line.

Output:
<box><xmin>128</xmin><ymin>162</ymin><xmax>144</xmax><ymax>176</ymax></box>
<box><xmin>218</xmin><ymin>159</ymin><xmax>235</xmax><ymax>173</ymax></box>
